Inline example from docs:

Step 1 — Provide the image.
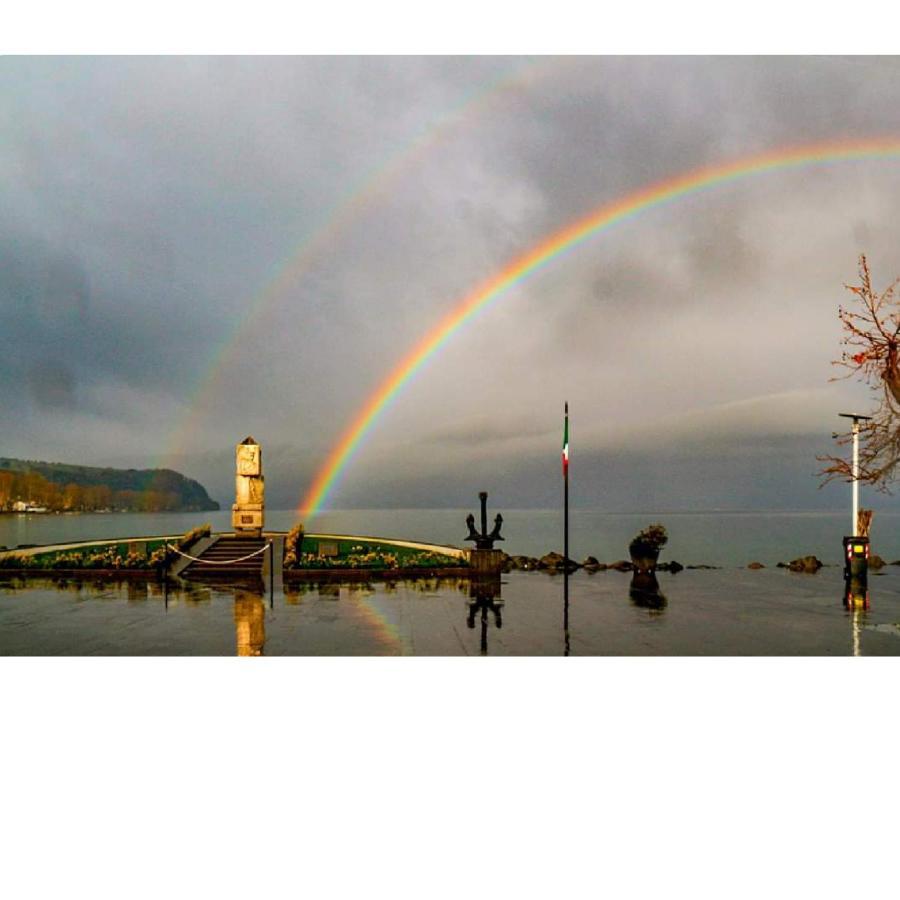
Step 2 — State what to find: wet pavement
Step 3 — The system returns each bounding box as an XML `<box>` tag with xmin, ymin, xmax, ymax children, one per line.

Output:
<box><xmin>2</xmin><ymin>566</ymin><xmax>900</xmax><ymax>656</ymax></box>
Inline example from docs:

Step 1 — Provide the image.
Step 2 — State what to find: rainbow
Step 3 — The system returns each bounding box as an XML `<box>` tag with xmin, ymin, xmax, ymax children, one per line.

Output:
<box><xmin>298</xmin><ymin>136</ymin><xmax>900</xmax><ymax>518</ymax></box>
<box><xmin>158</xmin><ymin>58</ymin><xmax>562</xmax><ymax>468</ymax></box>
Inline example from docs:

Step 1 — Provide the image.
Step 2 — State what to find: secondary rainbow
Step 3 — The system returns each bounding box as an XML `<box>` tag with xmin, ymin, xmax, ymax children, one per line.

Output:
<box><xmin>157</xmin><ymin>58</ymin><xmax>561</xmax><ymax>470</ymax></box>
<box><xmin>298</xmin><ymin>136</ymin><xmax>900</xmax><ymax>518</ymax></box>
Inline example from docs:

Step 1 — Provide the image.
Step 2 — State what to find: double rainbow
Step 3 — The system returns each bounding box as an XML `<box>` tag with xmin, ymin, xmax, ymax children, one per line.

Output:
<box><xmin>159</xmin><ymin>58</ymin><xmax>560</xmax><ymax>468</ymax></box>
<box><xmin>298</xmin><ymin>136</ymin><xmax>900</xmax><ymax>518</ymax></box>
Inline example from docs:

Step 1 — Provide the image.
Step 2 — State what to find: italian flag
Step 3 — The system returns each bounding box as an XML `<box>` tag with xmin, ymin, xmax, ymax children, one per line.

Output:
<box><xmin>562</xmin><ymin>403</ymin><xmax>569</xmax><ymax>477</ymax></box>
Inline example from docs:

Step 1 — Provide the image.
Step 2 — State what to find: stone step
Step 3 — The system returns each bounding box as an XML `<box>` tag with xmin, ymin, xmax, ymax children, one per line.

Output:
<box><xmin>181</xmin><ymin>536</ymin><xmax>269</xmax><ymax>579</ymax></box>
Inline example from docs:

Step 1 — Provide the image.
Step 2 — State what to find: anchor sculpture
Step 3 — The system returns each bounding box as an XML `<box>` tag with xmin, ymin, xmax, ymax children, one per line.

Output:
<box><xmin>465</xmin><ymin>491</ymin><xmax>504</xmax><ymax>550</ymax></box>
<box><xmin>465</xmin><ymin>491</ymin><xmax>504</xmax><ymax>575</ymax></box>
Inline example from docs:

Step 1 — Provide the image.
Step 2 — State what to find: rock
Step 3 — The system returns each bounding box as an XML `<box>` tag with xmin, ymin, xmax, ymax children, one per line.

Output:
<box><xmin>582</xmin><ymin>555</ymin><xmax>601</xmax><ymax>571</ymax></box>
<box><xmin>686</xmin><ymin>564</ymin><xmax>719</xmax><ymax>570</ymax></box>
<box><xmin>869</xmin><ymin>555</ymin><xmax>886</xmax><ymax>569</ymax></box>
<box><xmin>538</xmin><ymin>551</ymin><xmax>580</xmax><ymax>572</ymax></box>
<box><xmin>509</xmin><ymin>555</ymin><xmax>538</xmax><ymax>570</ymax></box>
<box><xmin>776</xmin><ymin>562</ymin><xmax>788</xmax><ymax>568</ymax></box>
<box><xmin>657</xmin><ymin>560</ymin><xmax>684</xmax><ymax>574</ymax></box>
<box><xmin>608</xmin><ymin>559</ymin><xmax>634</xmax><ymax>572</ymax></box>
<box><xmin>787</xmin><ymin>555</ymin><xmax>823</xmax><ymax>573</ymax></box>
<box><xmin>538</xmin><ymin>551</ymin><xmax>564</xmax><ymax>570</ymax></box>
<box><xmin>747</xmin><ymin>562</ymin><xmax>765</xmax><ymax>569</ymax></box>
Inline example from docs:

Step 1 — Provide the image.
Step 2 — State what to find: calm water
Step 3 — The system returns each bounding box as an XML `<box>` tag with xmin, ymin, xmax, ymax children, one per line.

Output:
<box><xmin>2</xmin><ymin>568</ymin><xmax>899</xmax><ymax>655</ymax></box>
<box><xmin>4</xmin><ymin>508</ymin><xmax>899</xmax><ymax>656</ymax></box>
<box><xmin>3</xmin><ymin>507</ymin><xmax>900</xmax><ymax>565</ymax></box>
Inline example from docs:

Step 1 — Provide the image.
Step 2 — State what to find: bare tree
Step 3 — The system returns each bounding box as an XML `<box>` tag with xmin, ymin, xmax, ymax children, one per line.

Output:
<box><xmin>819</xmin><ymin>255</ymin><xmax>900</xmax><ymax>489</ymax></box>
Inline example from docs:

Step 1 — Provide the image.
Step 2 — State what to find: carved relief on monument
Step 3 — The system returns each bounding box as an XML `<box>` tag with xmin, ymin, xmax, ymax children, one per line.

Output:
<box><xmin>232</xmin><ymin>435</ymin><xmax>265</xmax><ymax>535</ymax></box>
<box><xmin>237</xmin><ymin>442</ymin><xmax>260</xmax><ymax>476</ymax></box>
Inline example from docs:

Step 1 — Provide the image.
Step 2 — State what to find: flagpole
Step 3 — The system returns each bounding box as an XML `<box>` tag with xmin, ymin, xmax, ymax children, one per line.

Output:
<box><xmin>563</xmin><ymin>401</ymin><xmax>569</xmax><ymax>653</ymax></box>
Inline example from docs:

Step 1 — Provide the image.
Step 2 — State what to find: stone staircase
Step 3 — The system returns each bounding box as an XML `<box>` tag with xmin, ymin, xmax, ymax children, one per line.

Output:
<box><xmin>181</xmin><ymin>535</ymin><xmax>269</xmax><ymax>580</ymax></box>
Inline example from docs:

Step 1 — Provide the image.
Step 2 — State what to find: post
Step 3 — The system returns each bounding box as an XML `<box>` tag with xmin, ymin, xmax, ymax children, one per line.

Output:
<box><xmin>563</xmin><ymin>401</ymin><xmax>569</xmax><ymax>620</ymax></box>
<box><xmin>852</xmin><ymin>419</ymin><xmax>860</xmax><ymax>535</ymax></box>
<box><xmin>269</xmin><ymin>540</ymin><xmax>274</xmax><ymax>609</ymax></box>
<box><xmin>838</xmin><ymin>413</ymin><xmax>872</xmax><ymax>582</ymax></box>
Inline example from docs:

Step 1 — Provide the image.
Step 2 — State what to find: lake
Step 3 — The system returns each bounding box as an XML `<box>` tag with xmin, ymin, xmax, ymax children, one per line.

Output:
<box><xmin>3</xmin><ymin>509</ymin><xmax>899</xmax><ymax>656</ymax></box>
<box><xmin>3</xmin><ymin>507</ymin><xmax>899</xmax><ymax>566</ymax></box>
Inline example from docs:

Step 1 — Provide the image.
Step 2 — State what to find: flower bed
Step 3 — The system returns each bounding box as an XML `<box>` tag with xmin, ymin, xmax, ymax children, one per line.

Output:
<box><xmin>287</xmin><ymin>539</ymin><xmax>465</xmax><ymax>571</ymax></box>
<box><xmin>0</xmin><ymin>523</ymin><xmax>212</xmax><ymax>572</ymax></box>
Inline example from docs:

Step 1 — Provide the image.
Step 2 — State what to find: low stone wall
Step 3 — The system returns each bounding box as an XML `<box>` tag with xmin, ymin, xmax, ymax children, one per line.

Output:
<box><xmin>1</xmin><ymin>531</ymin><xmax>467</xmax><ymax>579</ymax></box>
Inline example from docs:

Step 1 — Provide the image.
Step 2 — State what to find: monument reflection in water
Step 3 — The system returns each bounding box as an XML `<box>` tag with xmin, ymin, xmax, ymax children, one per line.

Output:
<box><xmin>234</xmin><ymin>591</ymin><xmax>266</xmax><ymax>656</ymax></box>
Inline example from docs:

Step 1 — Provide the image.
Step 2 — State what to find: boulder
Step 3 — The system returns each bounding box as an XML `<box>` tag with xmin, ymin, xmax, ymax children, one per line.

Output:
<box><xmin>538</xmin><ymin>551</ymin><xmax>580</xmax><ymax>572</ymax></box>
<box><xmin>747</xmin><ymin>562</ymin><xmax>765</xmax><ymax>569</ymax></box>
<box><xmin>538</xmin><ymin>551</ymin><xmax>565</xmax><ymax>570</ymax></box>
<box><xmin>608</xmin><ymin>559</ymin><xmax>634</xmax><ymax>572</ymax></box>
<box><xmin>582</xmin><ymin>555</ymin><xmax>601</xmax><ymax>571</ymax></box>
<box><xmin>657</xmin><ymin>560</ymin><xmax>684</xmax><ymax>574</ymax></box>
<box><xmin>787</xmin><ymin>555</ymin><xmax>823</xmax><ymax>573</ymax></box>
<box><xmin>869</xmin><ymin>555</ymin><xmax>886</xmax><ymax>569</ymax></box>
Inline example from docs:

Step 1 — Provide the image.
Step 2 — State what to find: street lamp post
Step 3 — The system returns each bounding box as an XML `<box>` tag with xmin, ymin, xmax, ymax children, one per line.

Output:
<box><xmin>838</xmin><ymin>412</ymin><xmax>872</xmax><ymax>536</ymax></box>
<box><xmin>838</xmin><ymin>412</ymin><xmax>873</xmax><ymax>582</ymax></box>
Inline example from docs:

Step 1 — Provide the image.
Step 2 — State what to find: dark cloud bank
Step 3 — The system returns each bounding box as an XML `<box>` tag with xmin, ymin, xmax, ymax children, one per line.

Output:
<box><xmin>3</xmin><ymin>56</ymin><xmax>900</xmax><ymax>511</ymax></box>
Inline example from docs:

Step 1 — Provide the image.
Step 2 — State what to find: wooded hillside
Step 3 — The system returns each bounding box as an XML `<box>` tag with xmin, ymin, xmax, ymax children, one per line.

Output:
<box><xmin>0</xmin><ymin>458</ymin><xmax>220</xmax><ymax>512</ymax></box>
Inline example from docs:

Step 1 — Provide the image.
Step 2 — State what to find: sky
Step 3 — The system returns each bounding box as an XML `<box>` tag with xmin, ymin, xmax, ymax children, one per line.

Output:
<box><xmin>3</xmin><ymin>55</ymin><xmax>900</xmax><ymax>513</ymax></box>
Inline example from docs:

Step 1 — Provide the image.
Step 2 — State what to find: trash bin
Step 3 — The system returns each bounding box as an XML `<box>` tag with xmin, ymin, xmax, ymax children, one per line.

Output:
<box><xmin>842</xmin><ymin>535</ymin><xmax>869</xmax><ymax>580</ymax></box>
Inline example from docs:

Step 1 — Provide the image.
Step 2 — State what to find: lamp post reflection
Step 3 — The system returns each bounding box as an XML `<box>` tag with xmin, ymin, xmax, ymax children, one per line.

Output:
<box><xmin>843</xmin><ymin>575</ymin><xmax>870</xmax><ymax>658</ymax></box>
<box><xmin>234</xmin><ymin>591</ymin><xmax>266</xmax><ymax>656</ymax></box>
<box><xmin>467</xmin><ymin>576</ymin><xmax>503</xmax><ymax>656</ymax></box>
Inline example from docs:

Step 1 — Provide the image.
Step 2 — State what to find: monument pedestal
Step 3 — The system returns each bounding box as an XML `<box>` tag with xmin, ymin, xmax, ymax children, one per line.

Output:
<box><xmin>232</xmin><ymin>502</ymin><xmax>264</xmax><ymax>537</ymax></box>
<box><xmin>468</xmin><ymin>548</ymin><xmax>504</xmax><ymax>576</ymax></box>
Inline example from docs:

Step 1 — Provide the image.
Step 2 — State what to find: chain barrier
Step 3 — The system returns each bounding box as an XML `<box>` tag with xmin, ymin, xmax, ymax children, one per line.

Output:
<box><xmin>166</xmin><ymin>540</ymin><xmax>272</xmax><ymax>566</ymax></box>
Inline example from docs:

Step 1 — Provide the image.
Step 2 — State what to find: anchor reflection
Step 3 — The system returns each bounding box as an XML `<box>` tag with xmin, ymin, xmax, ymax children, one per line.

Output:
<box><xmin>467</xmin><ymin>576</ymin><xmax>503</xmax><ymax>656</ymax></box>
<box><xmin>234</xmin><ymin>590</ymin><xmax>266</xmax><ymax>656</ymax></box>
<box><xmin>629</xmin><ymin>571</ymin><xmax>668</xmax><ymax>612</ymax></box>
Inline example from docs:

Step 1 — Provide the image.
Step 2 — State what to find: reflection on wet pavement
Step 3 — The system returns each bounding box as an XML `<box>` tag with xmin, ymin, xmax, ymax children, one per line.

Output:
<box><xmin>3</xmin><ymin>567</ymin><xmax>900</xmax><ymax>656</ymax></box>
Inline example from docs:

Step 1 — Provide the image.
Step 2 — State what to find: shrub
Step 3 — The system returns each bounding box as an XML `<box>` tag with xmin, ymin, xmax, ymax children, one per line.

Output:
<box><xmin>150</xmin><ymin>522</ymin><xmax>212</xmax><ymax>570</ymax></box>
<box><xmin>178</xmin><ymin>523</ymin><xmax>211</xmax><ymax>551</ymax></box>
<box><xmin>284</xmin><ymin>523</ymin><xmax>305</xmax><ymax>569</ymax></box>
<box><xmin>629</xmin><ymin>524</ymin><xmax>668</xmax><ymax>559</ymax></box>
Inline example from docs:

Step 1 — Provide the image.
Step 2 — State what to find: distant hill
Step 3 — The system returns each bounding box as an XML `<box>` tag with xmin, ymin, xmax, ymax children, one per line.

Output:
<box><xmin>0</xmin><ymin>457</ymin><xmax>220</xmax><ymax>512</ymax></box>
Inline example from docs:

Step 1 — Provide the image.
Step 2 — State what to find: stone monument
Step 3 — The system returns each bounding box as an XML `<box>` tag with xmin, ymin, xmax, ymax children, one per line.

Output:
<box><xmin>231</xmin><ymin>436</ymin><xmax>264</xmax><ymax>536</ymax></box>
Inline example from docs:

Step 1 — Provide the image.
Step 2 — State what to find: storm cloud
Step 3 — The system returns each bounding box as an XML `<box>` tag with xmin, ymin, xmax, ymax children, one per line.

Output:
<box><xmin>2</xmin><ymin>56</ymin><xmax>900</xmax><ymax>512</ymax></box>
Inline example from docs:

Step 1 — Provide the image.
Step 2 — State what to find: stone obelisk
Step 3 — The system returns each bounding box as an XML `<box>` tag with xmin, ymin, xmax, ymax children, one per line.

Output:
<box><xmin>231</xmin><ymin>436</ymin><xmax>264</xmax><ymax>536</ymax></box>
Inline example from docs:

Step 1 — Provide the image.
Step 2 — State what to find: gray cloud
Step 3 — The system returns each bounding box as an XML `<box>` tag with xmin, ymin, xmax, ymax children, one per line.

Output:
<box><xmin>2</xmin><ymin>56</ymin><xmax>900</xmax><ymax>511</ymax></box>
